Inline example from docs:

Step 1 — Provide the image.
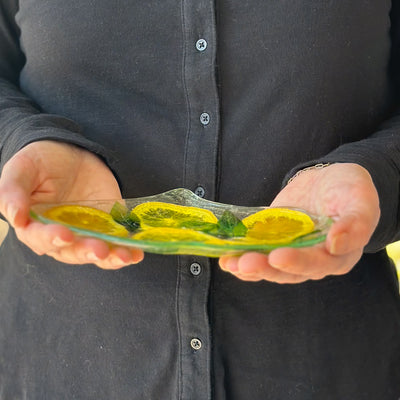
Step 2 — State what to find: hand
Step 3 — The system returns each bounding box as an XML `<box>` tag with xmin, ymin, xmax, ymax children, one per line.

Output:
<box><xmin>0</xmin><ymin>140</ymin><xmax>144</xmax><ymax>269</ymax></box>
<box><xmin>219</xmin><ymin>163</ymin><xmax>380</xmax><ymax>283</ymax></box>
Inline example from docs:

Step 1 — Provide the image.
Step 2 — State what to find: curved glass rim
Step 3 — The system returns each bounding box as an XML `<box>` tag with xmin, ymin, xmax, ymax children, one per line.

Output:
<box><xmin>30</xmin><ymin>188</ymin><xmax>332</xmax><ymax>257</ymax></box>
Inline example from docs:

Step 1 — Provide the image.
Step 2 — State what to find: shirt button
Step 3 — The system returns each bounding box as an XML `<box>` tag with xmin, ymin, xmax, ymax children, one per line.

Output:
<box><xmin>194</xmin><ymin>186</ymin><xmax>205</xmax><ymax>198</ymax></box>
<box><xmin>195</xmin><ymin>39</ymin><xmax>207</xmax><ymax>52</ymax></box>
<box><xmin>190</xmin><ymin>338</ymin><xmax>202</xmax><ymax>350</ymax></box>
<box><xmin>190</xmin><ymin>262</ymin><xmax>202</xmax><ymax>276</ymax></box>
<box><xmin>200</xmin><ymin>112</ymin><xmax>210</xmax><ymax>125</ymax></box>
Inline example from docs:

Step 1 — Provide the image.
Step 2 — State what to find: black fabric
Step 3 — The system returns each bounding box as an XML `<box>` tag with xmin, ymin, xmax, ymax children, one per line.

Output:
<box><xmin>0</xmin><ymin>1</ymin><xmax>400</xmax><ymax>399</ymax></box>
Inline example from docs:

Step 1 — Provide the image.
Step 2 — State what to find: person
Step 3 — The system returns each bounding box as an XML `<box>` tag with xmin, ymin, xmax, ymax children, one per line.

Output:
<box><xmin>0</xmin><ymin>1</ymin><xmax>399</xmax><ymax>399</ymax></box>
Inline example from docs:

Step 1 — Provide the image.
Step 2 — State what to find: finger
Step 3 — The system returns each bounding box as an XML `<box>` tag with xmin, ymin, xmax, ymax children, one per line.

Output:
<box><xmin>325</xmin><ymin>170</ymin><xmax>380</xmax><ymax>255</ymax></box>
<box><xmin>14</xmin><ymin>221</ymin><xmax>75</xmax><ymax>255</ymax></box>
<box><xmin>15</xmin><ymin>221</ymin><xmax>109</xmax><ymax>260</ymax></box>
<box><xmin>48</xmin><ymin>238</ymin><xmax>144</xmax><ymax>269</ymax></box>
<box><xmin>66</xmin><ymin>237</ymin><xmax>111</xmax><ymax>262</ymax></box>
<box><xmin>268</xmin><ymin>245</ymin><xmax>363</xmax><ymax>278</ymax></box>
<box><xmin>15</xmin><ymin>219</ymin><xmax>144</xmax><ymax>268</ymax></box>
<box><xmin>91</xmin><ymin>251</ymin><xmax>144</xmax><ymax>270</ymax></box>
<box><xmin>326</xmin><ymin>212</ymin><xmax>378</xmax><ymax>255</ymax></box>
<box><xmin>94</xmin><ymin>246</ymin><xmax>144</xmax><ymax>269</ymax></box>
<box><xmin>47</xmin><ymin>236</ymin><xmax>116</xmax><ymax>265</ymax></box>
<box><xmin>48</xmin><ymin>247</ymin><xmax>144</xmax><ymax>269</ymax></box>
<box><xmin>0</xmin><ymin>154</ymin><xmax>37</xmax><ymax>227</ymax></box>
<box><xmin>111</xmin><ymin>246</ymin><xmax>144</xmax><ymax>264</ymax></box>
<box><xmin>219</xmin><ymin>255</ymin><xmax>240</xmax><ymax>272</ymax></box>
<box><xmin>219</xmin><ymin>253</ymin><xmax>312</xmax><ymax>283</ymax></box>
<box><xmin>232</xmin><ymin>269</ymin><xmax>312</xmax><ymax>283</ymax></box>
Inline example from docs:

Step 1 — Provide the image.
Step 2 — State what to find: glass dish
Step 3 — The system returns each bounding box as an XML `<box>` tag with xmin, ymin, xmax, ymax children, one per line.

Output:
<box><xmin>30</xmin><ymin>188</ymin><xmax>332</xmax><ymax>257</ymax></box>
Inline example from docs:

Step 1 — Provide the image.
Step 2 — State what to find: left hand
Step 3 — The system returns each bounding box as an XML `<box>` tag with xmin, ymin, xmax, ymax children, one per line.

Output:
<box><xmin>219</xmin><ymin>163</ymin><xmax>380</xmax><ymax>283</ymax></box>
<box><xmin>0</xmin><ymin>141</ymin><xmax>144</xmax><ymax>269</ymax></box>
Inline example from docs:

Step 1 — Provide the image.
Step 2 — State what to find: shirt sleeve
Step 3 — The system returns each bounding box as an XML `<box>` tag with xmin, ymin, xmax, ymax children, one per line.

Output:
<box><xmin>284</xmin><ymin>3</ymin><xmax>400</xmax><ymax>253</ymax></box>
<box><xmin>0</xmin><ymin>0</ymin><xmax>115</xmax><ymax>171</ymax></box>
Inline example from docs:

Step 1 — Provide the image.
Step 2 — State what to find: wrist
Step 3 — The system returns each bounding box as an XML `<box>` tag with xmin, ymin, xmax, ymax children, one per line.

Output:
<box><xmin>287</xmin><ymin>163</ymin><xmax>331</xmax><ymax>185</ymax></box>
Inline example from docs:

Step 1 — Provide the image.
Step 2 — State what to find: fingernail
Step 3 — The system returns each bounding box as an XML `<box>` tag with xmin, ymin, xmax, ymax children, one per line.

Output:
<box><xmin>7</xmin><ymin>204</ymin><xmax>18</xmax><ymax>225</ymax></box>
<box><xmin>219</xmin><ymin>256</ymin><xmax>228</xmax><ymax>270</ymax></box>
<box><xmin>269</xmin><ymin>261</ymin><xmax>283</xmax><ymax>270</ymax></box>
<box><xmin>110</xmin><ymin>255</ymin><xmax>124</xmax><ymax>265</ymax></box>
<box><xmin>131</xmin><ymin>250</ymin><xmax>144</xmax><ymax>263</ymax></box>
<box><xmin>86</xmin><ymin>252</ymin><xmax>100</xmax><ymax>261</ymax></box>
<box><xmin>329</xmin><ymin>233</ymin><xmax>350</xmax><ymax>255</ymax></box>
<box><xmin>225</xmin><ymin>258</ymin><xmax>239</xmax><ymax>272</ymax></box>
<box><xmin>52</xmin><ymin>237</ymin><xmax>72</xmax><ymax>247</ymax></box>
<box><xmin>267</xmin><ymin>251</ymin><xmax>284</xmax><ymax>270</ymax></box>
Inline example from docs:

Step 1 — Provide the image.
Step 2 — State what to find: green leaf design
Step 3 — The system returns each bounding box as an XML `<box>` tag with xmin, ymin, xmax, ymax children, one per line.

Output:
<box><xmin>110</xmin><ymin>202</ymin><xmax>141</xmax><ymax>232</ymax></box>
<box><xmin>178</xmin><ymin>211</ymin><xmax>247</xmax><ymax>238</ymax></box>
<box><xmin>215</xmin><ymin>210</ymin><xmax>247</xmax><ymax>238</ymax></box>
<box><xmin>179</xmin><ymin>220</ymin><xmax>218</xmax><ymax>233</ymax></box>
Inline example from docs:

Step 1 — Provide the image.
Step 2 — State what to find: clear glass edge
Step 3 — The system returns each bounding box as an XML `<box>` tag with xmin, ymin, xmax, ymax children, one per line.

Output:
<box><xmin>30</xmin><ymin>188</ymin><xmax>333</xmax><ymax>257</ymax></box>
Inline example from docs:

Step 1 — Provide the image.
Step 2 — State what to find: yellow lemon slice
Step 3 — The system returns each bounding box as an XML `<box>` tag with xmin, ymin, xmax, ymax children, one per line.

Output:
<box><xmin>131</xmin><ymin>202</ymin><xmax>218</xmax><ymax>229</ymax></box>
<box><xmin>241</xmin><ymin>207</ymin><xmax>315</xmax><ymax>244</ymax></box>
<box><xmin>133</xmin><ymin>227</ymin><xmax>225</xmax><ymax>244</ymax></box>
<box><xmin>43</xmin><ymin>205</ymin><xmax>129</xmax><ymax>237</ymax></box>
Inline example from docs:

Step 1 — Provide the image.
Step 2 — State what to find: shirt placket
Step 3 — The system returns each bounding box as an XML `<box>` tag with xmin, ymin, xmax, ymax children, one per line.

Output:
<box><xmin>177</xmin><ymin>255</ymin><xmax>212</xmax><ymax>400</ymax></box>
<box><xmin>181</xmin><ymin>0</ymin><xmax>220</xmax><ymax>201</ymax></box>
<box><xmin>178</xmin><ymin>1</ymin><xmax>219</xmax><ymax>399</ymax></box>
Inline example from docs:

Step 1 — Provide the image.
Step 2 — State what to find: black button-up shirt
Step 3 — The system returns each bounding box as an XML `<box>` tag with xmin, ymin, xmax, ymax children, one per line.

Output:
<box><xmin>1</xmin><ymin>1</ymin><xmax>400</xmax><ymax>399</ymax></box>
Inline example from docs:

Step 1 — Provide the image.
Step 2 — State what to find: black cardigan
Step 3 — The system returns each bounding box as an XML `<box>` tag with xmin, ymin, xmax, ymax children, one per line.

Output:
<box><xmin>0</xmin><ymin>1</ymin><xmax>399</xmax><ymax>398</ymax></box>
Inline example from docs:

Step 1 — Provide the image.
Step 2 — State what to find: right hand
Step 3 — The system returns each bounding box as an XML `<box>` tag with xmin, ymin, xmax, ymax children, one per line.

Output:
<box><xmin>219</xmin><ymin>163</ymin><xmax>379</xmax><ymax>283</ymax></box>
<box><xmin>0</xmin><ymin>140</ymin><xmax>144</xmax><ymax>269</ymax></box>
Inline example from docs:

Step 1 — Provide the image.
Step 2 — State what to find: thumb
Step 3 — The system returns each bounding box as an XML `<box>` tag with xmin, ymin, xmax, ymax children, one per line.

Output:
<box><xmin>0</xmin><ymin>154</ymin><xmax>38</xmax><ymax>228</ymax></box>
<box><xmin>322</xmin><ymin>164</ymin><xmax>380</xmax><ymax>256</ymax></box>
<box><xmin>326</xmin><ymin>209</ymin><xmax>379</xmax><ymax>256</ymax></box>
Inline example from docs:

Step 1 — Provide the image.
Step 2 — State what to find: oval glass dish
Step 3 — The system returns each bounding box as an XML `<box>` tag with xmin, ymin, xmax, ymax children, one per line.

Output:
<box><xmin>30</xmin><ymin>188</ymin><xmax>332</xmax><ymax>257</ymax></box>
